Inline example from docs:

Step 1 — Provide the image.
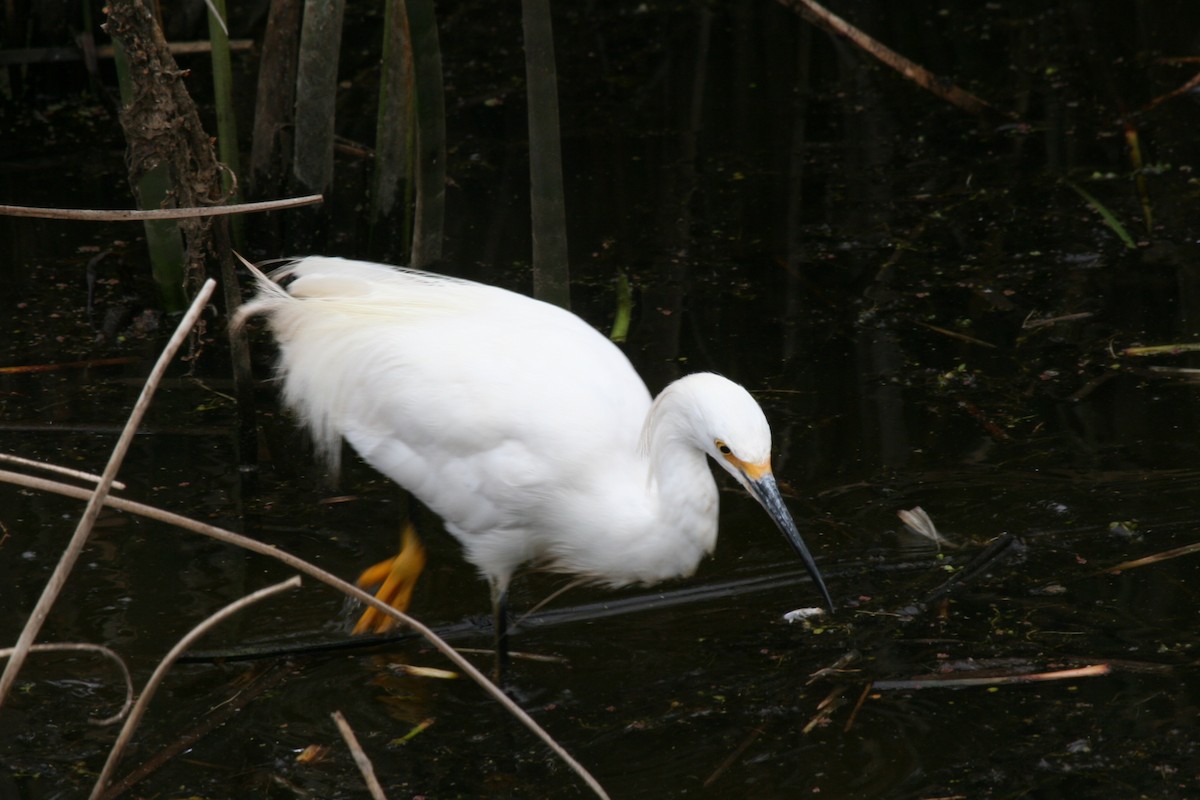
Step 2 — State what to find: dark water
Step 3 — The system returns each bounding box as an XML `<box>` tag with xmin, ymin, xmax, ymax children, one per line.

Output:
<box><xmin>3</xmin><ymin>1</ymin><xmax>1200</xmax><ymax>797</ymax></box>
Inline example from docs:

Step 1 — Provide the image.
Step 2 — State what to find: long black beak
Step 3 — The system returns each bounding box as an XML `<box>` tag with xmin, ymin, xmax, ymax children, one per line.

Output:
<box><xmin>749</xmin><ymin>473</ymin><xmax>835</xmax><ymax>612</ymax></box>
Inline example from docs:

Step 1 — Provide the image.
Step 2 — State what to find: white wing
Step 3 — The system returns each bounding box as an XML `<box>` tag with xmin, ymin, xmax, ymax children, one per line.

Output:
<box><xmin>248</xmin><ymin>257</ymin><xmax>653</xmax><ymax>538</ymax></box>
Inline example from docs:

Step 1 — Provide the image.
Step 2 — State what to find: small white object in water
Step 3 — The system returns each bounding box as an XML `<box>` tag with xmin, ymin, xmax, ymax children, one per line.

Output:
<box><xmin>783</xmin><ymin>607</ymin><xmax>826</xmax><ymax>623</ymax></box>
<box><xmin>897</xmin><ymin>506</ymin><xmax>957</xmax><ymax>550</ymax></box>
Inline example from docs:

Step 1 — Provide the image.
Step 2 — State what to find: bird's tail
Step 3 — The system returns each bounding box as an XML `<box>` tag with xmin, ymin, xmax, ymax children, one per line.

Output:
<box><xmin>230</xmin><ymin>254</ymin><xmax>361</xmax><ymax>473</ymax></box>
<box><xmin>230</xmin><ymin>255</ymin><xmax>487</xmax><ymax>475</ymax></box>
<box><xmin>229</xmin><ymin>253</ymin><xmax>296</xmax><ymax>333</ymax></box>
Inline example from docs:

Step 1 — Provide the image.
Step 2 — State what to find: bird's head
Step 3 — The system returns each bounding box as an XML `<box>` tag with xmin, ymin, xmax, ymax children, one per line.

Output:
<box><xmin>673</xmin><ymin>374</ymin><xmax>835</xmax><ymax>612</ymax></box>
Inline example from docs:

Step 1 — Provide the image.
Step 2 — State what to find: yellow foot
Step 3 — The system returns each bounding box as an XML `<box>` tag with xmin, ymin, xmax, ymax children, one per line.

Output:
<box><xmin>352</xmin><ymin>521</ymin><xmax>427</xmax><ymax>634</ymax></box>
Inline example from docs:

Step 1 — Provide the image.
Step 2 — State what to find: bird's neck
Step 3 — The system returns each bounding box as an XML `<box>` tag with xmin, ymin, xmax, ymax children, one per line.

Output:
<box><xmin>640</xmin><ymin>390</ymin><xmax>720</xmax><ymax>558</ymax></box>
<box><xmin>524</xmin><ymin>385</ymin><xmax>721</xmax><ymax>588</ymax></box>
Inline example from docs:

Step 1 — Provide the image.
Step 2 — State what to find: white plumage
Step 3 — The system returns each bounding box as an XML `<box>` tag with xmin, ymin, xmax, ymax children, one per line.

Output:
<box><xmin>235</xmin><ymin>256</ymin><xmax>832</xmax><ymax>648</ymax></box>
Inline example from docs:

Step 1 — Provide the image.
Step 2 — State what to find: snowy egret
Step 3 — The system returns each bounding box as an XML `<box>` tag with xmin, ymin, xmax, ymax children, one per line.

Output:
<box><xmin>235</xmin><ymin>257</ymin><xmax>833</xmax><ymax>664</ymax></box>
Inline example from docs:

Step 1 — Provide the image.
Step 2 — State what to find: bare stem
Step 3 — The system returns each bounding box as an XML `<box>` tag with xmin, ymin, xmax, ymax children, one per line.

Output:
<box><xmin>0</xmin><ymin>279</ymin><xmax>216</xmax><ymax>709</ymax></box>
<box><xmin>0</xmin><ymin>468</ymin><xmax>610</xmax><ymax>800</ymax></box>
<box><xmin>0</xmin><ymin>643</ymin><xmax>133</xmax><ymax>726</ymax></box>
<box><xmin>332</xmin><ymin>710</ymin><xmax>389</xmax><ymax>800</ymax></box>
<box><xmin>0</xmin><ymin>194</ymin><xmax>322</xmax><ymax>221</ymax></box>
<box><xmin>0</xmin><ymin>453</ymin><xmax>127</xmax><ymax>491</ymax></box>
<box><xmin>873</xmin><ymin>663</ymin><xmax>1111</xmax><ymax>691</ymax></box>
<box><xmin>90</xmin><ymin>576</ymin><xmax>302</xmax><ymax>799</ymax></box>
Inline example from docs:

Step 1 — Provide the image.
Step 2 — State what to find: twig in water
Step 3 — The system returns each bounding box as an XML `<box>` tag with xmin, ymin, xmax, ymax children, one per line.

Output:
<box><xmin>1066</xmin><ymin>371</ymin><xmax>1117</xmax><ymax>403</ymax></box>
<box><xmin>1120</xmin><ymin>342</ymin><xmax>1200</xmax><ymax>357</ymax></box>
<box><xmin>97</xmin><ymin>660</ymin><xmax>295</xmax><ymax>799</ymax></box>
<box><xmin>393</xmin><ymin>718</ymin><xmax>435</xmax><ymax>745</ymax></box>
<box><xmin>802</xmin><ymin>685</ymin><xmax>846</xmax><ymax>734</ymax></box>
<box><xmin>90</xmin><ymin>577</ymin><xmax>303</xmax><ymax>799</ymax></box>
<box><xmin>0</xmin><ymin>279</ymin><xmax>216</xmax><ymax>709</ymax></box>
<box><xmin>0</xmin><ymin>468</ymin><xmax>610</xmax><ymax>800</ymax></box>
<box><xmin>1105</xmin><ymin>540</ymin><xmax>1200</xmax><ymax>573</ymax></box>
<box><xmin>1137</xmin><ymin>69</ymin><xmax>1200</xmax><ymax>115</ymax></box>
<box><xmin>0</xmin><ymin>453</ymin><xmax>127</xmax><ymax>491</ymax></box>
<box><xmin>332</xmin><ymin>710</ymin><xmax>389</xmax><ymax>800</ymax></box>
<box><xmin>0</xmin><ymin>643</ymin><xmax>133</xmax><ymax>725</ymax></box>
<box><xmin>804</xmin><ymin>533</ymin><xmax>1023</xmax><ymax>730</ymax></box>
<box><xmin>843</xmin><ymin>682</ymin><xmax>873</xmax><ymax>733</ymax></box>
<box><xmin>873</xmin><ymin>663</ymin><xmax>1110</xmax><ymax>691</ymax></box>
<box><xmin>1146</xmin><ymin>366</ymin><xmax>1200</xmax><ymax>380</ymax></box>
<box><xmin>452</xmin><ymin>648</ymin><xmax>569</xmax><ymax>665</ymax></box>
<box><xmin>918</xmin><ymin>533</ymin><xmax>1019</xmax><ymax>609</ymax></box>
<box><xmin>387</xmin><ymin>663</ymin><xmax>458</xmax><ymax>680</ymax></box>
<box><xmin>0</xmin><ymin>356</ymin><xmax>138</xmax><ymax>375</ymax></box>
<box><xmin>955</xmin><ymin>398</ymin><xmax>1013</xmax><ymax>443</ymax></box>
<box><xmin>702</xmin><ymin>724</ymin><xmax>765</xmax><ymax>788</ymax></box>
<box><xmin>915</xmin><ymin>320</ymin><xmax>997</xmax><ymax>349</ymax></box>
<box><xmin>1021</xmin><ymin>311</ymin><xmax>1095</xmax><ymax>330</ymax></box>
<box><xmin>807</xmin><ymin>649</ymin><xmax>861</xmax><ymax>686</ymax></box>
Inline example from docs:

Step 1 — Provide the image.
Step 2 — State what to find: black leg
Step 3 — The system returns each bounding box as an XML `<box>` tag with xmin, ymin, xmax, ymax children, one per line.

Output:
<box><xmin>492</xmin><ymin>586</ymin><xmax>510</xmax><ymax>683</ymax></box>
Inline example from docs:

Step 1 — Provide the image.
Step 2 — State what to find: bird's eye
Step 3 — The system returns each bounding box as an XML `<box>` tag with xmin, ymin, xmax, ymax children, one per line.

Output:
<box><xmin>715</xmin><ymin>440</ymin><xmax>731</xmax><ymax>455</ymax></box>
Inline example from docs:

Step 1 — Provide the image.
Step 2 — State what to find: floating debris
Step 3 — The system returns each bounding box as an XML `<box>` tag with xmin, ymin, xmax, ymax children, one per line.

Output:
<box><xmin>386</xmin><ymin>663</ymin><xmax>459</xmax><ymax>680</ymax></box>
<box><xmin>898</xmin><ymin>506</ymin><xmax>958</xmax><ymax>550</ymax></box>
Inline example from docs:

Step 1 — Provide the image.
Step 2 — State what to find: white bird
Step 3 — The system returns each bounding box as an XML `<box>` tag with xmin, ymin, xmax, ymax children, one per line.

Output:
<box><xmin>235</xmin><ymin>256</ymin><xmax>833</xmax><ymax>666</ymax></box>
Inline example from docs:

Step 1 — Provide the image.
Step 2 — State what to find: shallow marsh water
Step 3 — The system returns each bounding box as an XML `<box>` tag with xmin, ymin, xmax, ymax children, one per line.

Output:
<box><xmin>2</xmin><ymin>1</ymin><xmax>1200</xmax><ymax>797</ymax></box>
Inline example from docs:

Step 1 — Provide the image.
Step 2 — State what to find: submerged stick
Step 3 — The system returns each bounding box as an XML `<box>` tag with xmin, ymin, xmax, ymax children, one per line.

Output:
<box><xmin>918</xmin><ymin>533</ymin><xmax>1018</xmax><ymax>609</ymax></box>
<box><xmin>914</xmin><ymin>321</ymin><xmax>997</xmax><ymax>349</ymax></box>
<box><xmin>1137</xmin><ymin>70</ymin><xmax>1200</xmax><ymax>116</ymax></box>
<box><xmin>90</xmin><ymin>577</ymin><xmax>302</xmax><ymax>799</ymax></box>
<box><xmin>702</xmin><ymin>725</ymin><xmax>765</xmax><ymax>788</ymax></box>
<box><xmin>0</xmin><ymin>279</ymin><xmax>216</xmax><ymax>709</ymax></box>
<box><xmin>843</xmin><ymin>682</ymin><xmax>872</xmax><ymax>733</ymax></box>
<box><xmin>98</xmin><ymin>661</ymin><xmax>294</xmax><ymax>798</ymax></box>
